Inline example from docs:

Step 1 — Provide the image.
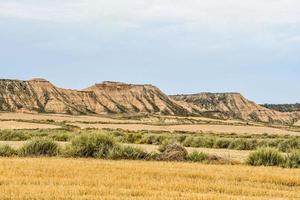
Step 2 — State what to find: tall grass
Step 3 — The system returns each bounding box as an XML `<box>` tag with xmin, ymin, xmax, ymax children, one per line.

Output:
<box><xmin>246</xmin><ymin>148</ymin><xmax>285</xmax><ymax>166</ymax></box>
<box><xmin>285</xmin><ymin>150</ymin><xmax>300</xmax><ymax>168</ymax></box>
<box><xmin>19</xmin><ymin>139</ymin><xmax>60</xmax><ymax>157</ymax></box>
<box><xmin>185</xmin><ymin>151</ymin><xmax>209</xmax><ymax>162</ymax></box>
<box><xmin>107</xmin><ymin>145</ymin><xmax>149</xmax><ymax>160</ymax></box>
<box><xmin>66</xmin><ymin>133</ymin><xmax>116</xmax><ymax>158</ymax></box>
<box><xmin>0</xmin><ymin>145</ymin><xmax>17</xmax><ymax>157</ymax></box>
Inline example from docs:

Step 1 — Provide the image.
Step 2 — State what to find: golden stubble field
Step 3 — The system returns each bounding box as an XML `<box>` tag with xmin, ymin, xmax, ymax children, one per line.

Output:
<box><xmin>69</xmin><ymin>122</ymin><xmax>300</xmax><ymax>136</ymax></box>
<box><xmin>0</xmin><ymin>112</ymin><xmax>299</xmax><ymax>136</ymax></box>
<box><xmin>0</xmin><ymin>120</ymin><xmax>61</xmax><ymax>130</ymax></box>
<box><xmin>0</xmin><ymin>158</ymin><xmax>299</xmax><ymax>200</ymax></box>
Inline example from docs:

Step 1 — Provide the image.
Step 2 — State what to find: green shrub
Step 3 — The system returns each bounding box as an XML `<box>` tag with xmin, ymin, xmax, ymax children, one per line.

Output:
<box><xmin>186</xmin><ymin>151</ymin><xmax>209</xmax><ymax>162</ymax></box>
<box><xmin>0</xmin><ymin>130</ymin><xmax>30</xmax><ymax>141</ymax></box>
<box><xmin>0</xmin><ymin>145</ymin><xmax>17</xmax><ymax>157</ymax></box>
<box><xmin>49</xmin><ymin>132</ymin><xmax>71</xmax><ymax>142</ymax></box>
<box><xmin>67</xmin><ymin>134</ymin><xmax>116</xmax><ymax>158</ymax></box>
<box><xmin>139</xmin><ymin>134</ymin><xmax>165</xmax><ymax>145</ymax></box>
<box><xmin>125</xmin><ymin>133</ymin><xmax>143</xmax><ymax>143</ymax></box>
<box><xmin>177</xmin><ymin>135</ymin><xmax>187</xmax><ymax>143</ymax></box>
<box><xmin>214</xmin><ymin>138</ymin><xmax>231</xmax><ymax>148</ymax></box>
<box><xmin>246</xmin><ymin>148</ymin><xmax>285</xmax><ymax>166</ymax></box>
<box><xmin>19</xmin><ymin>139</ymin><xmax>60</xmax><ymax>157</ymax></box>
<box><xmin>229</xmin><ymin>139</ymin><xmax>256</xmax><ymax>150</ymax></box>
<box><xmin>191</xmin><ymin>137</ymin><xmax>215</xmax><ymax>148</ymax></box>
<box><xmin>277</xmin><ymin>139</ymin><xmax>300</xmax><ymax>152</ymax></box>
<box><xmin>182</xmin><ymin>136</ymin><xmax>194</xmax><ymax>147</ymax></box>
<box><xmin>285</xmin><ymin>150</ymin><xmax>300</xmax><ymax>168</ymax></box>
<box><xmin>107</xmin><ymin>145</ymin><xmax>148</xmax><ymax>160</ymax></box>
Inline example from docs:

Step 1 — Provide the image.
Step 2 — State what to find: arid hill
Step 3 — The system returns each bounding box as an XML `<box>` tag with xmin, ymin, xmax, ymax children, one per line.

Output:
<box><xmin>0</xmin><ymin>79</ymin><xmax>188</xmax><ymax>115</ymax></box>
<box><xmin>171</xmin><ymin>93</ymin><xmax>298</xmax><ymax>124</ymax></box>
<box><xmin>0</xmin><ymin>79</ymin><xmax>298</xmax><ymax>124</ymax></box>
<box><xmin>261</xmin><ymin>103</ymin><xmax>300</xmax><ymax>112</ymax></box>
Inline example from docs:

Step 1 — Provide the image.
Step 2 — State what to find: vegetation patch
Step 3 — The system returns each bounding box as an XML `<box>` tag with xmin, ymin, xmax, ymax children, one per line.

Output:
<box><xmin>0</xmin><ymin>145</ymin><xmax>17</xmax><ymax>157</ymax></box>
<box><xmin>247</xmin><ymin>148</ymin><xmax>285</xmax><ymax>167</ymax></box>
<box><xmin>186</xmin><ymin>151</ymin><xmax>209</xmax><ymax>162</ymax></box>
<box><xmin>19</xmin><ymin>139</ymin><xmax>60</xmax><ymax>157</ymax></box>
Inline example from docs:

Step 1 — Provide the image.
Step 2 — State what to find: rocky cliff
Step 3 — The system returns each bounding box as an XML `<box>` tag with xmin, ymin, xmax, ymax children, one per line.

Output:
<box><xmin>0</xmin><ymin>79</ymin><xmax>188</xmax><ymax>115</ymax></box>
<box><xmin>0</xmin><ymin>79</ymin><xmax>298</xmax><ymax>124</ymax></box>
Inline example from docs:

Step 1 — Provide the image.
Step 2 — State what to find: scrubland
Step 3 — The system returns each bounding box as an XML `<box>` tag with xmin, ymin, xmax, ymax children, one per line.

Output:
<box><xmin>0</xmin><ymin>112</ymin><xmax>299</xmax><ymax>199</ymax></box>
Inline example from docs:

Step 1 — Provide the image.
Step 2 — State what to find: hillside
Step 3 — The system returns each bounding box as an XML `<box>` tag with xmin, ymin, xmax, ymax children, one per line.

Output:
<box><xmin>0</xmin><ymin>79</ymin><xmax>189</xmax><ymax>115</ymax></box>
<box><xmin>171</xmin><ymin>93</ymin><xmax>297</xmax><ymax>124</ymax></box>
<box><xmin>0</xmin><ymin>78</ymin><xmax>298</xmax><ymax>124</ymax></box>
<box><xmin>261</xmin><ymin>103</ymin><xmax>300</xmax><ymax>112</ymax></box>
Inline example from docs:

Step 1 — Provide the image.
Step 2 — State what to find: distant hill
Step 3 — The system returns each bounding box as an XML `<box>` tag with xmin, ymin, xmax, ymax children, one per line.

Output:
<box><xmin>261</xmin><ymin>103</ymin><xmax>300</xmax><ymax>112</ymax></box>
<box><xmin>0</xmin><ymin>78</ymin><xmax>298</xmax><ymax>125</ymax></box>
<box><xmin>0</xmin><ymin>79</ymin><xmax>189</xmax><ymax>116</ymax></box>
<box><xmin>170</xmin><ymin>93</ymin><xmax>298</xmax><ymax>124</ymax></box>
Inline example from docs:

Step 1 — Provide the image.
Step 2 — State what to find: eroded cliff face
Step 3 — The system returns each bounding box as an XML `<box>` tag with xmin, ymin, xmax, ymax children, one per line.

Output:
<box><xmin>171</xmin><ymin>93</ymin><xmax>298</xmax><ymax>124</ymax></box>
<box><xmin>84</xmin><ymin>81</ymin><xmax>189</xmax><ymax>115</ymax></box>
<box><xmin>0</xmin><ymin>79</ymin><xmax>100</xmax><ymax>114</ymax></box>
<box><xmin>0</xmin><ymin>79</ymin><xmax>298</xmax><ymax>124</ymax></box>
<box><xmin>0</xmin><ymin>79</ymin><xmax>188</xmax><ymax>115</ymax></box>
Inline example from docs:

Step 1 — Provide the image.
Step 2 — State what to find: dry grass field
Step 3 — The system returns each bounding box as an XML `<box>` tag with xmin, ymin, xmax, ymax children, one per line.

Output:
<box><xmin>0</xmin><ymin>120</ymin><xmax>61</xmax><ymax>130</ymax></box>
<box><xmin>0</xmin><ymin>112</ymin><xmax>138</xmax><ymax>123</ymax></box>
<box><xmin>295</xmin><ymin>120</ymin><xmax>300</xmax><ymax>126</ymax></box>
<box><xmin>70</xmin><ymin>122</ymin><xmax>300</xmax><ymax>136</ymax></box>
<box><xmin>0</xmin><ymin>158</ymin><xmax>299</xmax><ymax>200</ymax></box>
<box><xmin>1</xmin><ymin>113</ymin><xmax>299</xmax><ymax>137</ymax></box>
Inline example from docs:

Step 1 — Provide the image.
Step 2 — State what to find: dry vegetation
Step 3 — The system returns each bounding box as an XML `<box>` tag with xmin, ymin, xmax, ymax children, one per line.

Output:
<box><xmin>0</xmin><ymin>141</ymin><xmax>250</xmax><ymax>162</ymax></box>
<box><xmin>69</xmin><ymin>122</ymin><xmax>300</xmax><ymax>136</ymax></box>
<box><xmin>0</xmin><ymin>113</ymin><xmax>299</xmax><ymax>199</ymax></box>
<box><xmin>0</xmin><ymin>121</ymin><xmax>61</xmax><ymax>130</ymax></box>
<box><xmin>129</xmin><ymin>144</ymin><xmax>251</xmax><ymax>162</ymax></box>
<box><xmin>0</xmin><ymin>158</ymin><xmax>299</xmax><ymax>200</ymax></box>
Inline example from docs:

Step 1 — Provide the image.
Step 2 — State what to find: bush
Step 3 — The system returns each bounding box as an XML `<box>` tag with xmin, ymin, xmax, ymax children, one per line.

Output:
<box><xmin>229</xmin><ymin>139</ymin><xmax>256</xmax><ymax>150</ymax></box>
<box><xmin>278</xmin><ymin>139</ymin><xmax>300</xmax><ymax>152</ymax></box>
<box><xmin>0</xmin><ymin>130</ymin><xmax>30</xmax><ymax>141</ymax></box>
<box><xmin>246</xmin><ymin>148</ymin><xmax>285</xmax><ymax>166</ymax></box>
<box><xmin>0</xmin><ymin>145</ymin><xmax>17</xmax><ymax>157</ymax></box>
<box><xmin>182</xmin><ymin>136</ymin><xmax>194</xmax><ymax>147</ymax></box>
<box><xmin>186</xmin><ymin>151</ymin><xmax>209</xmax><ymax>162</ymax></box>
<box><xmin>191</xmin><ymin>137</ymin><xmax>215</xmax><ymax>148</ymax></box>
<box><xmin>48</xmin><ymin>132</ymin><xmax>71</xmax><ymax>142</ymax></box>
<box><xmin>214</xmin><ymin>138</ymin><xmax>231</xmax><ymax>149</ymax></box>
<box><xmin>285</xmin><ymin>150</ymin><xmax>300</xmax><ymax>168</ymax></box>
<box><xmin>19</xmin><ymin>139</ymin><xmax>60</xmax><ymax>157</ymax></box>
<box><xmin>107</xmin><ymin>145</ymin><xmax>148</xmax><ymax>160</ymax></box>
<box><xmin>67</xmin><ymin>134</ymin><xmax>116</xmax><ymax>158</ymax></box>
<box><xmin>125</xmin><ymin>133</ymin><xmax>143</xmax><ymax>143</ymax></box>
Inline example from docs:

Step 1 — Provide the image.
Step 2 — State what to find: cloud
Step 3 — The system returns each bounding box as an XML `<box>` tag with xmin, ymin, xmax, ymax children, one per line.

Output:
<box><xmin>1</xmin><ymin>0</ymin><xmax>300</xmax><ymax>58</ymax></box>
<box><xmin>1</xmin><ymin>0</ymin><xmax>300</xmax><ymax>29</ymax></box>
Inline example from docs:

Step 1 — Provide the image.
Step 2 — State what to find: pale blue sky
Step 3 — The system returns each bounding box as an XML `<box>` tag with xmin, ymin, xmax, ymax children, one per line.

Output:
<box><xmin>0</xmin><ymin>0</ymin><xmax>299</xmax><ymax>103</ymax></box>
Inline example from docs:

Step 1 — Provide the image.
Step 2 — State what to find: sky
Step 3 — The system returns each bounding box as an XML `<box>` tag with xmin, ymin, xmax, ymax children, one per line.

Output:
<box><xmin>0</xmin><ymin>0</ymin><xmax>299</xmax><ymax>104</ymax></box>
